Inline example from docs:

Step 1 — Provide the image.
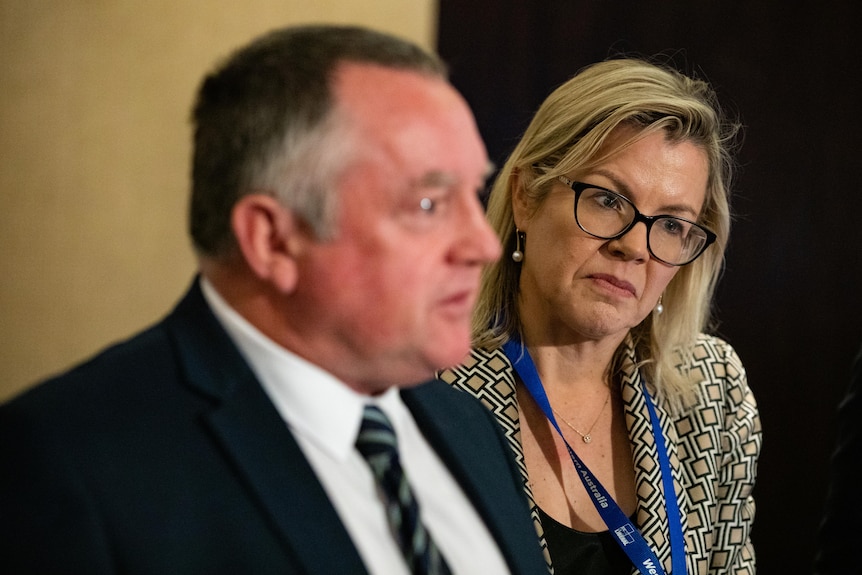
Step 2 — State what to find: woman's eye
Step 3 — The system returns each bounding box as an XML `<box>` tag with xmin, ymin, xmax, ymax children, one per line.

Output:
<box><xmin>595</xmin><ymin>192</ymin><xmax>621</xmax><ymax>210</ymax></box>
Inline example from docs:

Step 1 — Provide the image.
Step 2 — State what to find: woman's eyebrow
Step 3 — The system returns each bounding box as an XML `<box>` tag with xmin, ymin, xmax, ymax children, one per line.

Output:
<box><xmin>591</xmin><ymin>169</ymin><xmax>701</xmax><ymax>218</ymax></box>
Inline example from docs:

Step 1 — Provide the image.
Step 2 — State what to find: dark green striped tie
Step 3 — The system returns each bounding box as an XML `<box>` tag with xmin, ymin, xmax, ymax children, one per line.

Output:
<box><xmin>355</xmin><ymin>405</ymin><xmax>453</xmax><ymax>575</ymax></box>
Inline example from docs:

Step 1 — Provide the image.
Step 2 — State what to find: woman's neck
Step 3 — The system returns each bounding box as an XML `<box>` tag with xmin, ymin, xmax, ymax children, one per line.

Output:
<box><xmin>519</xmin><ymin>324</ymin><xmax>626</xmax><ymax>394</ymax></box>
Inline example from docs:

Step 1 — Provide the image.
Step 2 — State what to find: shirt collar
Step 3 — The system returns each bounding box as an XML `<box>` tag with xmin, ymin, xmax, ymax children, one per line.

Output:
<box><xmin>199</xmin><ymin>277</ymin><xmax>405</xmax><ymax>461</ymax></box>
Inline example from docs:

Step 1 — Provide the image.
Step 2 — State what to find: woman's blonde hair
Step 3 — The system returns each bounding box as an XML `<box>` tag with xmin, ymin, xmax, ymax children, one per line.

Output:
<box><xmin>473</xmin><ymin>57</ymin><xmax>742</xmax><ymax>410</ymax></box>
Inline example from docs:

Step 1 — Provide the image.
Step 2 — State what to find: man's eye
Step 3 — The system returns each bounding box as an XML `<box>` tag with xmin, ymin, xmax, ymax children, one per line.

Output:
<box><xmin>419</xmin><ymin>197</ymin><xmax>436</xmax><ymax>213</ymax></box>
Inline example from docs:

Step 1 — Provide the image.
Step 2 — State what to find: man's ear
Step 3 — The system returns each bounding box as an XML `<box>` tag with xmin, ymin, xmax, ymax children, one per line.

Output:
<box><xmin>231</xmin><ymin>194</ymin><xmax>305</xmax><ymax>293</ymax></box>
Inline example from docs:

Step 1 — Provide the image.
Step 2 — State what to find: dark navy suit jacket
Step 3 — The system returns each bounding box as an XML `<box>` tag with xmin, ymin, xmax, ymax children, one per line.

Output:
<box><xmin>814</xmin><ymin>344</ymin><xmax>862</xmax><ymax>574</ymax></box>
<box><xmin>0</xmin><ymin>278</ymin><xmax>547</xmax><ymax>574</ymax></box>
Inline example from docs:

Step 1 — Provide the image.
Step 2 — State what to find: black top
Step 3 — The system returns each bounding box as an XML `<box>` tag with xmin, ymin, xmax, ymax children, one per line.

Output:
<box><xmin>537</xmin><ymin>505</ymin><xmax>632</xmax><ymax>575</ymax></box>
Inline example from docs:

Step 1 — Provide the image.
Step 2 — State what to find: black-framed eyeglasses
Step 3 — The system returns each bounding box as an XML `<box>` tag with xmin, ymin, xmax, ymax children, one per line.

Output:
<box><xmin>557</xmin><ymin>176</ymin><xmax>717</xmax><ymax>266</ymax></box>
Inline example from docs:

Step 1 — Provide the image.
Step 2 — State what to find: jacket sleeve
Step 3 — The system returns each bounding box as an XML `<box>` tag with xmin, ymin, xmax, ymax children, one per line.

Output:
<box><xmin>0</xmin><ymin>389</ymin><xmax>115</xmax><ymax>574</ymax></box>
<box><xmin>813</xmin><ymin>345</ymin><xmax>862</xmax><ymax>574</ymax></box>
<box><xmin>710</xmin><ymin>338</ymin><xmax>761</xmax><ymax>574</ymax></box>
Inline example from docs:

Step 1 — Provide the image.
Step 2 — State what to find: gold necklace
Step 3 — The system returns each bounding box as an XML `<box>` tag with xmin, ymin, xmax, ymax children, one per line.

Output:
<box><xmin>551</xmin><ymin>392</ymin><xmax>610</xmax><ymax>444</ymax></box>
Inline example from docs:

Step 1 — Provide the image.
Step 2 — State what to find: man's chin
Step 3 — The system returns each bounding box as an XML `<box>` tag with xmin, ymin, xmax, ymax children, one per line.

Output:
<box><xmin>429</xmin><ymin>339</ymin><xmax>473</xmax><ymax>372</ymax></box>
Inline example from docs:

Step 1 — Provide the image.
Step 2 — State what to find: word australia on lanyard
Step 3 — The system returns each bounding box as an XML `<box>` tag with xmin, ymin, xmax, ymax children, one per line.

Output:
<box><xmin>501</xmin><ymin>339</ymin><xmax>687</xmax><ymax>575</ymax></box>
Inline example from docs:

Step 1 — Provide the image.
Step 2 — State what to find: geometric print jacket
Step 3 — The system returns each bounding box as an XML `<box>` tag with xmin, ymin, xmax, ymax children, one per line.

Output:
<box><xmin>438</xmin><ymin>333</ymin><xmax>761</xmax><ymax>574</ymax></box>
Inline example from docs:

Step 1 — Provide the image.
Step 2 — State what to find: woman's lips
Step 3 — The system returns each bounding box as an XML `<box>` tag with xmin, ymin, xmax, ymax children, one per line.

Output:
<box><xmin>589</xmin><ymin>273</ymin><xmax>636</xmax><ymax>297</ymax></box>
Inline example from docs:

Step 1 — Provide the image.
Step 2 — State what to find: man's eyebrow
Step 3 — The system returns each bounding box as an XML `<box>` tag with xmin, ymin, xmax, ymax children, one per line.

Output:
<box><xmin>416</xmin><ymin>171</ymin><xmax>456</xmax><ymax>188</ymax></box>
<box><xmin>415</xmin><ymin>162</ymin><xmax>496</xmax><ymax>189</ymax></box>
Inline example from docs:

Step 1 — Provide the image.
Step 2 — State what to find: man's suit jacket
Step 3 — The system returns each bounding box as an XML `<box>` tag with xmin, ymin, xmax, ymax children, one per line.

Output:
<box><xmin>0</xmin><ymin>279</ymin><xmax>547</xmax><ymax>574</ymax></box>
<box><xmin>814</xmin><ymin>344</ymin><xmax>862</xmax><ymax>574</ymax></box>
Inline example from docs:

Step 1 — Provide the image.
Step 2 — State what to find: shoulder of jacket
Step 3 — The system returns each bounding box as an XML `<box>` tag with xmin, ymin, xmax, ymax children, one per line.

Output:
<box><xmin>692</xmin><ymin>333</ymin><xmax>745</xmax><ymax>375</ymax></box>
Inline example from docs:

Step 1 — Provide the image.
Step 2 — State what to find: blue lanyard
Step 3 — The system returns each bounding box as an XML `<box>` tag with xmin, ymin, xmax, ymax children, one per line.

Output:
<box><xmin>502</xmin><ymin>340</ymin><xmax>686</xmax><ymax>575</ymax></box>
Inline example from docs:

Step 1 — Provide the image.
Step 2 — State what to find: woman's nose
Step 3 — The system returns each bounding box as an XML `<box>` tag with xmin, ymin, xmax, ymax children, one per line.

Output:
<box><xmin>606</xmin><ymin>221</ymin><xmax>649</xmax><ymax>262</ymax></box>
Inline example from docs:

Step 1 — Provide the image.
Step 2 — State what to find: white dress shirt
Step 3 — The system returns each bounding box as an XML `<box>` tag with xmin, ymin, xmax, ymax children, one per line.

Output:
<box><xmin>201</xmin><ymin>279</ymin><xmax>510</xmax><ymax>575</ymax></box>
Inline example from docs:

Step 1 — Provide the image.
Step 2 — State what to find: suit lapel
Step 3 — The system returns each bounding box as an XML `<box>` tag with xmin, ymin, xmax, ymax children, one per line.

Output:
<box><xmin>619</xmin><ymin>345</ymin><xmax>673</xmax><ymax>569</ymax></box>
<box><xmin>165</xmin><ymin>279</ymin><xmax>367</xmax><ymax>574</ymax></box>
<box><xmin>205</xmin><ymin>386</ymin><xmax>367</xmax><ymax>573</ymax></box>
<box><xmin>401</xmin><ymin>382</ymin><xmax>537</xmax><ymax>574</ymax></box>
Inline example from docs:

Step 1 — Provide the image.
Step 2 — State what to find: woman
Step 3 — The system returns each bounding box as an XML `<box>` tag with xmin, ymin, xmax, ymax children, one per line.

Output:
<box><xmin>440</xmin><ymin>58</ymin><xmax>761</xmax><ymax>574</ymax></box>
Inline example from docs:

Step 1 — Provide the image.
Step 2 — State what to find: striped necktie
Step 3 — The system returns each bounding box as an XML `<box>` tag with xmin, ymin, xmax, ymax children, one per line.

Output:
<box><xmin>355</xmin><ymin>405</ymin><xmax>453</xmax><ymax>575</ymax></box>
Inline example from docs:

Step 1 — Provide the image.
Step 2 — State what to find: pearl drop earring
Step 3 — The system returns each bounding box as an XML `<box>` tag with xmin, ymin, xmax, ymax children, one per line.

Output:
<box><xmin>511</xmin><ymin>229</ymin><xmax>524</xmax><ymax>262</ymax></box>
<box><xmin>655</xmin><ymin>295</ymin><xmax>664</xmax><ymax>315</ymax></box>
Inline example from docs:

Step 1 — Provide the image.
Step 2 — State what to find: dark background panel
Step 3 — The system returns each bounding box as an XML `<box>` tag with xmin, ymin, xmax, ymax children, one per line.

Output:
<box><xmin>438</xmin><ymin>1</ymin><xmax>862</xmax><ymax>572</ymax></box>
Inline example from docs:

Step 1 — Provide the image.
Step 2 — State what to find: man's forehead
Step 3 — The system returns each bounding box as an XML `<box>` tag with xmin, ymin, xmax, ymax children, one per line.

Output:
<box><xmin>333</xmin><ymin>60</ymin><xmax>441</xmax><ymax>97</ymax></box>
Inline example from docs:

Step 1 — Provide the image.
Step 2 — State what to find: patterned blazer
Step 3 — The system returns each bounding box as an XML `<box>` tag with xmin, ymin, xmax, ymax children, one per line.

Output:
<box><xmin>439</xmin><ymin>333</ymin><xmax>761</xmax><ymax>575</ymax></box>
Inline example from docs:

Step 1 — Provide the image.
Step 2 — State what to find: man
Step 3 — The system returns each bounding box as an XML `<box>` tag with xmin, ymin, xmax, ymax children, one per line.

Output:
<box><xmin>0</xmin><ymin>25</ymin><xmax>547</xmax><ymax>574</ymax></box>
<box><xmin>814</xmin><ymin>343</ymin><xmax>862</xmax><ymax>574</ymax></box>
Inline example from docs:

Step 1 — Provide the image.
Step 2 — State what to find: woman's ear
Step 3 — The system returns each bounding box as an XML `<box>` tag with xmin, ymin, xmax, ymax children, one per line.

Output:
<box><xmin>230</xmin><ymin>194</ymin><xmax>303</xmax><ymax>293</ymax></box>
<box><xmin>510</xmin><ymin>168</ymin><xmax>530</xmax><ymax>231</ymax></box>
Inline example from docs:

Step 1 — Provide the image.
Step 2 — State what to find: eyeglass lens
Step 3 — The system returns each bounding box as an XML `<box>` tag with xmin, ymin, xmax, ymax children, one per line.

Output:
<box><xmin>576</xmin><ymin>186</ymin><xmax>709</xmax><ymax>265</ymax></box>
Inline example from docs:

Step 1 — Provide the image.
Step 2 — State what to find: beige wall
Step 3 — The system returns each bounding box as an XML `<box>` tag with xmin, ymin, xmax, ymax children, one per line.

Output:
<box><xmin>0</xmin><ymin>1</ymin><xmax>438</xmax><ymax>401</ymax></box>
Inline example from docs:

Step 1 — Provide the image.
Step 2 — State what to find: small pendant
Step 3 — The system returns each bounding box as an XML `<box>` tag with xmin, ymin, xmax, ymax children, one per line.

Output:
<box><xmin>582</xmin><ymin>435</ymin><xmax>591</xmax><ymax>444</ymax></box>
